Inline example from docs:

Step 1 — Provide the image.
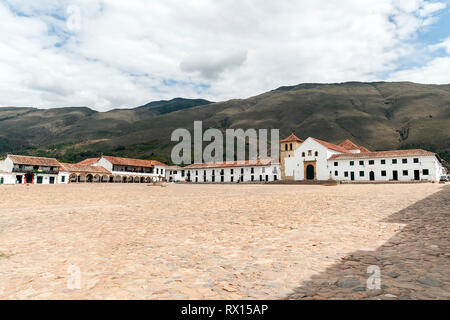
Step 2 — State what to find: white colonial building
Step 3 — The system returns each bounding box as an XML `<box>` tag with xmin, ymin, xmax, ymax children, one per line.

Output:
<box><xmin>0</xmin><ymin>154</ymin><xmax>169</xmax><ymax>185</ymax></box>
<box><xmin>166</xmin><ymin>166</ymin><xmax>186</xmax><ymax>182</ymax></box>
<box><xmin>58</xmin><ymin>162</ymin><xmax>113</xmax><ymax>184</ymax></box>
<box><xmin>85</xmin><ymin>155</ymin><xmax>167</xmax><ymax>183</ymax></box>
<box><xmin>281</xmin><ymin>135</ymin><xmax>446</xmax><ymax>182</ymax></box>
<box><xmin>0</xmin><ymin>155</ymin><xmax>61</xmax><ymax>185</ymax></box>
<box><xmin>183</xmin><ymin>159</ymin><xmax>280</xmax><ymax>183</ymax></box>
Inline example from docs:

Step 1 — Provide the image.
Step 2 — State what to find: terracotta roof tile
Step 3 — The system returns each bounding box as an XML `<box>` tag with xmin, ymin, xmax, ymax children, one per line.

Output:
<box><xmin>76</xmin><ymin>158</ymin><xmax>100</xmax><ymax>165</ymax></box>
<box><xmin>102</xmin><ymin>155</ymin><xmax>167</xmax><ymax>168</ymax></box>
<box><xmin>280</xmin><ymin>134</ymin><xmax>303</xmax><ymax>143</ymax></box>
<box><xmin>311</xmin><ymin>138</ymin><xmax>350</xmax><ymax>154</ymax></box>
<box><xmin>184</xmin><ymin>159</ymin><xmax>278</xmax><ymax>169</ymax></box>
<box><xmin>8</xmin><ymin>155</ymin><xmax>61</xmax><ymax>167</ymax></box>
<box><xmin>329</xmin><ymin>149</ymin><xmax>435</xmax><ymax>160</ymax></box>
<box><xmin>166</xmin><ymin>166</ymin><xmax>183</xmax><ymax>170</ymax></box>
<box><xmin>339</xmin><ymin>139</ymin><xmax>371</xmax><ymax>152</ymax></box>
<box><xmin>358</xmin><ymin>146</ymin><xmax>371</xmax><ymax>153</ymax></box>
<box><xmin>59</xmin><ymin>163</ymin><xmax>111</xmax><ymax>174</ymax></box>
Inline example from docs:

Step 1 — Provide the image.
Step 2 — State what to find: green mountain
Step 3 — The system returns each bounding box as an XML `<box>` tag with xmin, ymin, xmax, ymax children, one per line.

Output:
<box><xmin>0</xmin><ymin>82</ymin><xmax>449</xmax><ymax>167</ymax></box>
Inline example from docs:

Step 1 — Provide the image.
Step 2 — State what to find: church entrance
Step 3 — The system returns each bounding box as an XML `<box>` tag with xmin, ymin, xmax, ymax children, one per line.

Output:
<box><xmin>304</xmin><ymin>161</ymin><xmax>317</xmax><ymax>180</ymax></box>
<box><xmin>306</xmin><ymin>165</ymin><xmax>315</xmax><ymax>180</ymax></box>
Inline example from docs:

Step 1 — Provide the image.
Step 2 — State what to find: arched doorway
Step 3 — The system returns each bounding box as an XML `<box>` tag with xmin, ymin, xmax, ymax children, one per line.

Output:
<box><xmin>370</xmin><ymin>171</ymin><xmax>375</xmax><ymax>181</ymax></box>
<box><xmin>69</xmin><ymin>174</ymin><xmax>77</xmax><ymax>183</ymax></box>
<box><xmin>306</xmin><ymin>165</ymin><xmax>315</xmax><ymax>180</ymax></box>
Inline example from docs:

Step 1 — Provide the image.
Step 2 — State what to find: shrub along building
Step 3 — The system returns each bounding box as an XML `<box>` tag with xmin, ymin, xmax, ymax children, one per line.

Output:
<box><xmin>281</xmin><ymin>134</ymin><xmax>446</xmax><ymax>182</ymax></box>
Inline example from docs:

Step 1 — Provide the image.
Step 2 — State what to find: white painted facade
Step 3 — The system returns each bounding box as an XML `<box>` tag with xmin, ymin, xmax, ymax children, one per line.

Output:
<box><xmin>92</xmin><ymin>156</ymin><xmax>166</xmax><ymax>182</ymax></box>
<box><xmin>329</xmin><ymin>155</ymin><xmax>445</xmax><ymax>182</ymax></box>
<box><xmin>58</xmin><ymin>172</ymin><xmax>70</xmax><ymax>184</ymax></box>
<box><xmin>184</xmin><ymin>163</ymin><xmax>281</xmax><ymax>183</ymax></box>
<box><xmin>166</xmin><ymin>166</ymin><xmax>186</xmax><ymax>182</ymax></box>
<box><xmin>282</xmin><ymin>137</ymin><xmax>445</xmax><ymax>182</ymax></box>
<box><xmin>0</xmin><ymin>156</ymin><xmax>60</xmax><ymax>185</ymax></box>
<box><xmin>284</xmin><ymin>138</ymin><xmax>342</xmax><ymax>181</ymax></box>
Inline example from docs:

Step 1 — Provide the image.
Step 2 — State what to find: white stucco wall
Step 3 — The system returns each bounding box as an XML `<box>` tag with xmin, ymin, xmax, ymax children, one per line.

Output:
<box><xmin>330</xmin><ymin>155</ymin><xmax>444</xmax><ymax>182</ymax></box>
<box><xmin>0</xmin><ymin>173</ymin><xmax>15</xmax><ymax>184</ymax></box>
<box><xmin>58</xmin><ymin>172</ymin><xmax>70</xmax><ymax>184</ymax></box>
<box><xmin>186</xmin><ymin>164</ymin><xmax>280</xmax><ymax>183</ymax></box>
<box><xmin>166</xmin><ymin>168</ymin><xmax>185</xmax><ymax>182</ymax></box>
<box><xmin>0</xmin><ymin>157</ymin><xmax>13</xmax><ymax>172</ymax></box>
<box><xmin>289</xmin><ymin>138</ymin><xmax>342</xmax><ymax>181</ymax></box>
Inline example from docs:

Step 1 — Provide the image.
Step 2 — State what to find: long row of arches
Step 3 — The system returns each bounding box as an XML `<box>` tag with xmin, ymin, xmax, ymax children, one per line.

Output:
<box><xmin>68</xmin><ymin>173</ymin><xmax>163</xmax><ymax>184</ymax></box>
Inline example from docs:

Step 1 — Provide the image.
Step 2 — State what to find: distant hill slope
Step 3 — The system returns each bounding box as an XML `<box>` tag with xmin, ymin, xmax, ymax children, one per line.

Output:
<box><xmin>0</xmin><ymin>82</ymin><xmax>449</xmax><ymax>167</ymax></box>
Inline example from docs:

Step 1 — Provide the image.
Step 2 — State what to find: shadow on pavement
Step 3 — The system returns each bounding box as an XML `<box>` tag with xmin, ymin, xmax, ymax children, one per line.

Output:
<box><xmin>286</xmin><ymin>185</ymin><xmax>450</xmax><ymax>300</ymax></box>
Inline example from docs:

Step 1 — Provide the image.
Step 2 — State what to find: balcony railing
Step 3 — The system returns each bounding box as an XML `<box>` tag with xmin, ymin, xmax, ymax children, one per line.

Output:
<box><xmin>12</xmin><ymin>168</ymin><xmax>59</xmax><ymax>174</ymax></box>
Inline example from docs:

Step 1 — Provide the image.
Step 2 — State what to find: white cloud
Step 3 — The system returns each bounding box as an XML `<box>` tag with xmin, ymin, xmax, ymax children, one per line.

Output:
<box><xmin>0</xmin><ymin>0</ymin><xmax>448</xmax><ymax>111</ymax></box>
<box><xmin>390</xmin><ymin>36</ymin><xmax>450</xmax><ymax>83</ymax></box>
<box><xmin>180</xmin><ymin>51</ymin><xmax>248</xmax><ymax>79</ymax></box>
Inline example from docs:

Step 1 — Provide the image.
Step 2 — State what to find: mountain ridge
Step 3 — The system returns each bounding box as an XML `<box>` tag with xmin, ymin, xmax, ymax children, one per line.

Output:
<box><xmin>0</xmin><ymin>82</ymin><xmax>449</xmax><ymax>167</ymax></box>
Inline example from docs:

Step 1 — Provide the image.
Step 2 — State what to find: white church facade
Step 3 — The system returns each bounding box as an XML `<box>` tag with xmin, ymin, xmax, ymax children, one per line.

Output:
<box><xmin>281</xmin><ymin>135</ymin><xmax>446</xmax><ymax>182</ymax></box>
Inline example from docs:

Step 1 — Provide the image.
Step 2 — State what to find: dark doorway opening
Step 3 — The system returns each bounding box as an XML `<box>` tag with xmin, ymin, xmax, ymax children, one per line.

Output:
<box><xmin>350</xmin><ymin>172</ymin><xmax>355</xmax><ymax>181</ymax></box>
<box><xmin>306</xmin><ymin>165</ymin><xmax>315</xmax><ymax>180</ymax></box>
<box><xmin>414</xmin><ymin>170</ymin><xmax>420</xmax><ymax>181</ymax></box>
<box><xmin>49</xmin><ymin>177</ymin><xmax>55</xmax><ymax>184</ymax></box>
<box><xmin>37</xmin><ymin>176</ymin><xmax>43</xmax><ymax>184</ymax></box>
<box><xmin>370</xmin><ymin>171</ymin><xmax>375</xmax><ymax>181</ymax></box>
<box><xmin>393</xmin><ymin>171</ymin><xmax>398</xmax><ymax>181</ymax></box>
<box><xmin>25</xmin><ymin>173</ymin><xmax>33</xmax><ymax>184</ymax></box>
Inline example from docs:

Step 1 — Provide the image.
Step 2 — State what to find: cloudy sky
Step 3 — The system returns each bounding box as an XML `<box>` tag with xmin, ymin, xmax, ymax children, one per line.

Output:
<box><xmin>0</xmin><ymin>0</ymin><xmax>449</xmax><ymax>111</ymax></box>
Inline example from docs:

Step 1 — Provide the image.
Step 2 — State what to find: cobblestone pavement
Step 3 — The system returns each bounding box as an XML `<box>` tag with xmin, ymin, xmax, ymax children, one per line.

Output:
<box><xmin>0</xmin><ymin>183</ymin><xmax>447</xmax><ymax>299</ymax></box>
<box><xmin>288</xmin><ymin>185</ymin><xmax>450</xmax><ymax>300</ymax></box>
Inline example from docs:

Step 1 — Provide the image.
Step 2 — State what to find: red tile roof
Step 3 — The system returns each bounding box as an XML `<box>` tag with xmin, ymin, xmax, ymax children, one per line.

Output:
<box><xmin>329</xmin><ymin>149</ymin><xmax>435</xmax><ymax>160</ymax></box>
<box><xmin>339</xmin><ymin>139</ymin><xmax>371</xmax><ymax>152</ymax></box>
<box><xmin>339</xmin><ymin>139</ymin><xmax>360</xmax><ymax>150</ymax></box>
<box><xmin>76</xmin><ymin>158</ymin><xmax>100</xmax><ymax>166</ymax></box>
<box><xmin>311</xmin><ymin>138</ymin><xmax>350</xmax><ymax>154</ymax></box>
<box><xmin>281</xmin><ymin>134</ymin><xmax>303</xmax><ymax>143</ymax></box>
<box><xmin>102</xmin><ymin>155</ymin><xmax>167</xmax><ymax>168</ymax></box>
<box><xmin>184</xmin><ymin>159</ymin><xmax>278</xmax><ymax>169</ymax></box>
<box><xmin>59</xmin><ymin>163</ymin><xmax>111</xmax><ymax>174</ymax></box>
<box><xmin>359</xmin><ymin>146</ymin><xmax>371</xmax><ymax>153</ymax></box>
<box><xmin>8</xmin><ymin>155</ymin><xmax>61</xmax><ymax>167</ymax></box>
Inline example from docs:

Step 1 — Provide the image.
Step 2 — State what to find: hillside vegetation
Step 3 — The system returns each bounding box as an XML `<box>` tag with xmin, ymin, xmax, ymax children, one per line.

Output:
<box><xmin>0</xmin><ymin>82</ymin><xmax>448</xmax><ymax>167</ymax></box>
